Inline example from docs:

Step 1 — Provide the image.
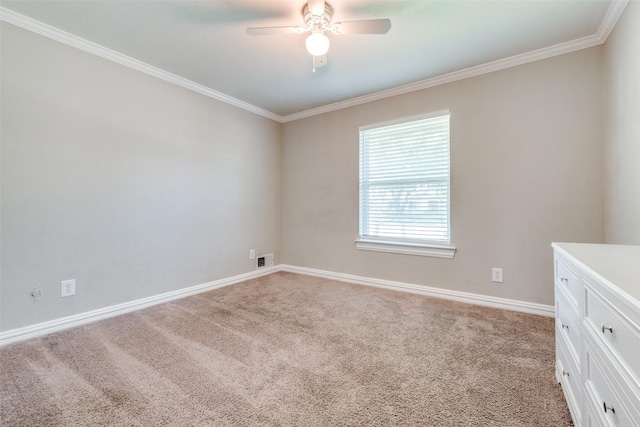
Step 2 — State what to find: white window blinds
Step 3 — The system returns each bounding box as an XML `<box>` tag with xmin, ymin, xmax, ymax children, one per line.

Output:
<box><xmin>359</xmin><ymin>112</ymin><xmax>451</xmax><ymax>245</ymax></box>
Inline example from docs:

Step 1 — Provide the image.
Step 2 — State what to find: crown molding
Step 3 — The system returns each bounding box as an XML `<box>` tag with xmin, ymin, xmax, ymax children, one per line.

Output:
<box><xmin>1</xmin><ymin>1</ymin><xmax>629</xmax><ymax>124</ymax></box>
<box><xmin>280</xmin><ymin>0</ymin><xmax>629</xmax><ymax>123</ymax></box>
<box><xmin>0</xmin><ymin>7</ymin><xmax>283</xmax><ymax>123</ymax></box>
<box><xmin>282</xmin><ymin>39</ymin><xmax>595</xmax><ymax>122</ymax></box>
<box><xmin>597</xmin><ymin>0</ymin><xmax>629</xmax><ymax>42</ymax></box>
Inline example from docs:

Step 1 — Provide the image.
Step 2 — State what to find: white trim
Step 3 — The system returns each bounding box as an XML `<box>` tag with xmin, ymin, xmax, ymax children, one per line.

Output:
<box><xmin>0</xmin><ymin>266</ymin><xmax>278</xmax><ymax>346</ymax></box>
<box><xmin>0</xmin><ymin>7</ymin><xmax>282</xmax><ymax>123</ymax></box>
<box><xmin>280</xmin><ymin>264</ymin><xmax>555</xmax><ymax>317</ymax></box>
<box><xmin>596</xmin><ymin>0</ymin><xmax>629</xmax><ymax>42</ymax></box>
<box><xmin>1</xmin><ymin>2</ymin><xmax>629</xmax><ymax>124</ymax></box>
<box><xmin>281</xmin><ymin>34</ymin><xmax>601</xmax><ymax>122</ymax></box>
<box><xmin>0</xmin><ymin>263</ymin><xmax>554</xmax><ymax>346</ymax></box>
<box><xmin>280</xmin><ymin>0</ymin><xmax>629</xmax><ymax>123</ymax></box>
<box><xmin>355</xmin><ymin>239</ymin><xmax>456</xmax><ymax>259</ymax></box>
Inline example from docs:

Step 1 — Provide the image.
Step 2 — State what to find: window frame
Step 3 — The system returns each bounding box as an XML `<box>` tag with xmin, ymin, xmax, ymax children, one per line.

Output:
<box><xmin>356</xmin><ymin>111</ymin><xmax>456</xmax><ymax>259</ymax></box>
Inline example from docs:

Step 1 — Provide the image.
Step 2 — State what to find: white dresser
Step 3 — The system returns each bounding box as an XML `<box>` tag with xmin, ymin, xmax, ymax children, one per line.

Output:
<box><xmin>553</xmin><ymin>243</ymin><xmax>640</xmax><ymax>427</ymax></box>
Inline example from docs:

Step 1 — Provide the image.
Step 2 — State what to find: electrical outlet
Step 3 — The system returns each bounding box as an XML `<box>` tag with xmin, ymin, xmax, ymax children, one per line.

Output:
<box><xmin>61</xmin><ymin>279</ymin><xmax>76</xmax><ymax>297</ymax></box>
<box><xmin>249</xmin><ymin>249</ymin><xmax>255</xmax><ymax>260</ymax></box>
<box><xmin>492</xmin><ymin>268</ymin><xmax>504</xmax><ymax>283</ymax></box>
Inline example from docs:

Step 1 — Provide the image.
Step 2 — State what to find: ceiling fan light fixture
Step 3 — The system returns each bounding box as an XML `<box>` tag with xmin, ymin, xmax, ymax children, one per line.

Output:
<box><xmin>305</xmin><ymin>32</ymin><xmax>330</xmax><ymax>56</ymax></box>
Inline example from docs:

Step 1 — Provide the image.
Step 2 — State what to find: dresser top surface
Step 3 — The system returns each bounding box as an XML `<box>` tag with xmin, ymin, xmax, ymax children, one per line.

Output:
<box><xmin>552</xmin><ymin>242</ymin><xmax>640</xmax><ymax>302</ymax></box>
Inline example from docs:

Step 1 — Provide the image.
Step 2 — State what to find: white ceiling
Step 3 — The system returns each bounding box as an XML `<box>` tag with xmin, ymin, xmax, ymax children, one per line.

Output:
<box><xmin>0</xmin><ymin>1</ymin><xmax>624</xmax><ymax>121</ymax></box>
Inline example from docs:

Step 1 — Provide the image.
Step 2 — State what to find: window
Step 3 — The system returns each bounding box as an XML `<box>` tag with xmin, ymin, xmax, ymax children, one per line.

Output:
<box><xmin>357</xmin><ymin>112</ymin><xmax>455</xmax><ymax>258</ymax></box>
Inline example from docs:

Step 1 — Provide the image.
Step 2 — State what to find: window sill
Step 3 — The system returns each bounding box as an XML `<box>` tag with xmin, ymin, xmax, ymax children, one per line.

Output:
<box><xmin>355</xmin><ymin>239</ymin><xmax>456</xmax><ymax>259</ymax></box>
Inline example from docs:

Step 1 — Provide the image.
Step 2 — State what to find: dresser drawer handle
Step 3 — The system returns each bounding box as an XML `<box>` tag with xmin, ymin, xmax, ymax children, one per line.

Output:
<box><xmin>601</xmin><ymin>323</ymin><xmax>614</xmax><ymax>334</ymax></box>
<box><xmin>561</xmin><ymin>323</ymin><xmax>569</xmax><ymax>330</ymax></box>
<box><xmin>562</xmin><ymin>370</ymin><xmax>570</xmax><ymax>377</ymax></box>
<box><xmin>603</xmin><ymin>402</ymin><xmax>615</xmax><ymax>414</ymax></box>
<box><xmin>560</xmin><ymin>276</ymin><xmax>569</xmax><ymax>283</ymax></box>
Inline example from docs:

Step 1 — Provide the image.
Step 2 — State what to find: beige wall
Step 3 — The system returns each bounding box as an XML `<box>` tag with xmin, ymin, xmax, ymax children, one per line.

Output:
<box><xmin>282</xmin><ymin>48</ymin><xmax>604</xmax><ymax>306</ymax></box>
<box><xmin>0</xmin><ymin>23</ymin><xmax>281</xmax><ymax>331</ymax></box>
<box><xmin>603</xmin><ymin>1</ymin><xmax>640</xmax><ymax>244</ymax></box>
<box><xmin>3</xmin><ymin>10</ymin><xmax>625</xmax><ymax>333</ymax></box>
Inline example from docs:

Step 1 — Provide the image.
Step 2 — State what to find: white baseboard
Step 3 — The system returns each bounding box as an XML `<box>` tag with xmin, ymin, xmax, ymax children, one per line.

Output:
<box><xmin>280</xmin><ymin>264</ymin><xmax>555</xmax><ymax>318</ymax></box>
<box><xmin>0</xmin><ymin>266</ymin><xmax>279</xmax><ymax>346</ymax></box>
<box><xmin>1</xmin><ymin>263</ymin><xmax>554</xmax><ymax>346</ymax></box>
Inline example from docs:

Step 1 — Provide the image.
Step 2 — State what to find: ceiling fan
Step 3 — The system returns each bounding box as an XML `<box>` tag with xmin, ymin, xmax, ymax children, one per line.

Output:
<box><xmin>246</xmin><ymin>0</ymin><xmax>391</xmax><ymax>71</ymax></box>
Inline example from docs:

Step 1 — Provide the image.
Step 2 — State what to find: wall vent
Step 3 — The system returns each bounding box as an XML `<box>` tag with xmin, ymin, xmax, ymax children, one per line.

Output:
<box><xmin>256</xmin><ymin>253</ymin><xmax>274</xmax><ymax>269</ymax></box>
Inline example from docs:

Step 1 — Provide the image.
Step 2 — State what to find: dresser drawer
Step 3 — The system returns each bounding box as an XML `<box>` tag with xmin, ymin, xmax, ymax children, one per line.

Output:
<box><xmin>556</xmin><ymin>285</ymin><xmax>581</xmax><ymax>367</ymax></box>
<box><xmin>557</xmin><ymin>334</ymin><xmax>582</xmax><ymax>424</ymax></box>
<box><xmin>556</xmin><ymin>256</ymin><xmax>581</xmax><ymax>307</ymax></box>
<box><xmin>584</xmin><ymin>283</ymin><xmax>640</xmax><ymax>389</ymax></box>
<box><xmin>584</xmin><ymin>345</ymin><xmax>640</xmax><ymax>427</ymax></box>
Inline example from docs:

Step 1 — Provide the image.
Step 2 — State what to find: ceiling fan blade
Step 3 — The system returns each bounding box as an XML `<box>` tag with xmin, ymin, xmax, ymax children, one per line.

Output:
<box><xmin>308</xmin><ymin>0</ymin><xmax>325</xmax><ymax>16</ymax></box>
<box><xmin>331</xmin><ymin>19</ymin><xmax>391</xmax><ymax>35</ymax></box>
<box><xmin>246</xmin><ymin>26</ymin><xmax>304</xmax><ymax>36</ymax></box>
<box><xmin>312</xmin><ymin>54</ymin><xmax>328</xmax><ymax>72</ymax></box>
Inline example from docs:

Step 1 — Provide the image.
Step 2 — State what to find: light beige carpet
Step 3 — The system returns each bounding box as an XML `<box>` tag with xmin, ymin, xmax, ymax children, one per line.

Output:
<box><xmin>1</xmin><ymin>272</ymin><xmax>572</xmax><ymax>426</ymax></box>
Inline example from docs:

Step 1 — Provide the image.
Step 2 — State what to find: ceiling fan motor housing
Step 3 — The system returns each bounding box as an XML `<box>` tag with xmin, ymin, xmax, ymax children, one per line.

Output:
<box><xmin>303</xmin><ymin>2</ymin><xmax>333</xmax><ymax>33</ymax></box>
